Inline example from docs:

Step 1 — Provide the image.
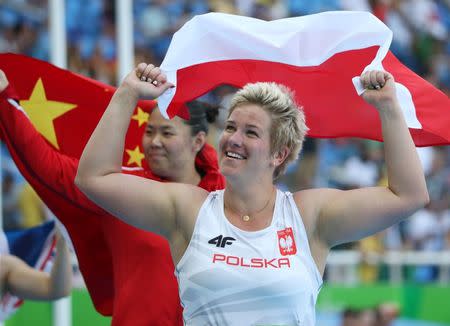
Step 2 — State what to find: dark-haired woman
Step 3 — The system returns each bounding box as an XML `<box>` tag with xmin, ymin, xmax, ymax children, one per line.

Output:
<box><xmin>0</xmin><ymin>69</ymin><xmax>225</xmax><ymax>326</ymax></box>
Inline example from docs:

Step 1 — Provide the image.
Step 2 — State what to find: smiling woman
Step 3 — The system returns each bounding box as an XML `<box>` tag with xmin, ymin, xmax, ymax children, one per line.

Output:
<box><xmin>143</xmin><ymin>108</ymin><xmax>204</xmax><ymax>183</ymax></box>
<box><xmin>219</xmin><ymin>82</ymin><xmax>307</xmax><ymax>184</ymax></box>
<box><xmin>142</xmin><ymin>100</ymin><xmax>219</xmax><ymax>183</ymax></box>
<box><xmin>75</xmin><ymin>63</ymin><xmax>428</xmax><ymax>325</ymax></box>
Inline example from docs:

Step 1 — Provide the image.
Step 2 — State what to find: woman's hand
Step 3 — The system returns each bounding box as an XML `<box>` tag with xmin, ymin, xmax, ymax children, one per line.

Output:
<box><xmin>54</xmin><ymin>227</ymin><xmax>67</xmax><ymax>248</ymax></box>
<box><xmin>120</xmin><ymin>63</ymin><xmax>174</xmax><ymax>100</ymax></box>
<box><xmin>0</xmin><ymin>69</ymin><xmax>9</xmax><ymax>92</ymax></box>
<box><xmin>360</xmin><ymin>70</ymin><xmax>398</xmax><ymax>113</ymax></box>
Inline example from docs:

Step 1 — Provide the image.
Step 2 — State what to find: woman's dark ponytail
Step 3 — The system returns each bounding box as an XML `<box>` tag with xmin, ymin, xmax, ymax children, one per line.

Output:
<box><xmin>185</xmin><ymin>100</ymin><xmax>220</xmax><ymax>136</ymax></box>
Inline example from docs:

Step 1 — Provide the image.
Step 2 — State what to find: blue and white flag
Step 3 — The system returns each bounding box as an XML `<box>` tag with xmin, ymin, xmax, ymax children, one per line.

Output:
<box><xmin>0</xmin><ymin>221</ymin><xmax>56</xmax><ymax>321</ymax></box>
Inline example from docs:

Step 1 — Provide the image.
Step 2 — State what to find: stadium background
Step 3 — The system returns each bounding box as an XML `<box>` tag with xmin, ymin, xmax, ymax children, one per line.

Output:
<box><xmin>1</xmin><ymin>0</ymin><xmax>449</xmax><ymax>325</ymax></box>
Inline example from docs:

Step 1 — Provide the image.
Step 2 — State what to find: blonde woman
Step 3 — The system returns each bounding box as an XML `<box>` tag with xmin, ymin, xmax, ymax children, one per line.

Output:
<box><xmin>76</xmin><ymin>64</ymin><xmax>428</xmax><ymax>325</ymax></box>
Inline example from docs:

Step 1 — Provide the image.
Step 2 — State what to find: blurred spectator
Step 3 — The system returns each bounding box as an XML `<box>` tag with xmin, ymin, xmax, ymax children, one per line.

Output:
<box><xmin>357</xmin><ymin>307</ymin><xmax>377</xmax><ymax>326</ymax></box>
<box><xmin>329</xmin><ymin>141</ymin><xmax>382</xmax><ymax>189</ymax></box>
<box><xmin>18</xmin><ymin>183</ymin><xmax>48</xmax><ymax>228</ymax></box>
<box><xmin>341</xmin><ymin>307</ymin><xmax>359</xmax><ymax>326</ymax></box>
<box><xmin>314</xmin><ymin>139</ymin><xmax>359</xmax><ymax>188</ymax></box>
<box><xmin>1</xmin><ymin>0</ymin><xmax>447</xmax><ymax>92</ymax></box>
<box><xmin>341</xmin><ymin>306</ymin><xmax>378</xmax><ymax>326</ymax></box>
<box><xmin>339</xmin><ymin>0</ymin><xmax>371</xmax><ymax>11</ymax></box>
<box><xmin>0</xmin><ymin>24</ymin><xmax>20</xmax><ymax>53</ymax></box>
<box><xmin>358</xmin><ymin>233</ymin><xmax>384</xmax><ymax>282</ymax></box>
<box><xmin>2</xmin><ymin>170</ymin><xmax>21</xmax><ymax>231</ymax></box>
<box><xmin>406</xmin><ymin>201</ymin><xmax>448</xmax><ymax>282</ymax></box>
<box><xmin>375</xmin><ymin>302</ymin><xmax>400</xmax><ymax>326</ymax></box>
<box><xmin>426</xmin><ymin>147</ymin><xmax>450</xmax><ymax>202</ymax></box>
<box><xmin>341</xmin><ymin>303</ymin><xmax>399</xmax><ymax>326</ymax></box>
<box><xmin>287</xmin><ymin>0</ymin><xmax>340</xmax><ymax>16</ymax></box>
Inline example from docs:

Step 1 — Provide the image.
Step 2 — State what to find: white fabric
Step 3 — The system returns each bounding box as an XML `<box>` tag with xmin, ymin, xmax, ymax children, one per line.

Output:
<box><xmin>176</xmin><ymin>189</ymin><xmax>322</xmax><ymax>325</ymax></box>
<box><xmin>0</xmin><ymin>287</ymin><xmax>17</xmax><ymax>322</ymax></box>
<box><xmin>159</xmin><ymin>11</ymin><xmax>391</xmax><ymax>112</ymax></box>
<box><xmin>158</xmin><ymin>11</ymin><xmax>421</xmax><ymax>130</ymax></box>
<box><xmin>407</xmin><ymin>209</ymin><xmax>445</xmax><ymax>251</ymax></box>
<box><xmin>340</xmin><ymin>157</ymin><xmax>378</xmax><ymax>187</ymax></box>
<box><xmin>0</xmin><ymin>231</ymin><xmax>8</xmax><ymax>321</ymax></box>
<box><xmin>416</xmin><ymin>147</ymin><xmax>434</xmax><ymax>176</ymax></box>
<box><xmin>0</xmin><ymin>231</ymin><xmax>10</xmax><ymax>322</ymax></box>
<box><xmin>0</xmin><ymin>231</ymin><xmax>8</xmax><ymax>255</ymax></box>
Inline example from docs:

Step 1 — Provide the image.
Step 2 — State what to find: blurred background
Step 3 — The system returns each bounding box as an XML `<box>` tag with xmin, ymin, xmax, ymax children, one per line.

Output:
<box><xmin>1</xmin><ymin>0</ymin><xmax>449</xmax><ymax>325</ymax></box>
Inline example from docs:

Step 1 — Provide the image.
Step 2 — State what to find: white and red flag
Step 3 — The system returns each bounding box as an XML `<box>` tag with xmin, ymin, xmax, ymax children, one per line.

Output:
<box><xmin>158</xmin><ymin>11</ymin><xmax>449</xmax><ymax>146</ymax></box>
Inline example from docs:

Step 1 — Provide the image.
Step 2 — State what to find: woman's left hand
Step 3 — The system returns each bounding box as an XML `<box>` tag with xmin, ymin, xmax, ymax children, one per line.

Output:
<box><xmin>0</xmin><ymin>69</ymin><xmax>9</xmax><ymax>92</ymax></box>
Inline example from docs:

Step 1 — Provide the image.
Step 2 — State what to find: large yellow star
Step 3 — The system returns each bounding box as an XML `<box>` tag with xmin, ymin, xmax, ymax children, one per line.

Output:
<box><xmin>126</xmin><ymin>146</ymin><xmax>145</xmax><ymax>167</ymax></box>
<box><xmin>20</xmin><ymin>79</ymin><xmax>77</xmax><ymax>149</ymax></box>
<box><xmin>131</xmin><ymin>107</ymin><xmax>149</xmax><ymax>127</ymax></box>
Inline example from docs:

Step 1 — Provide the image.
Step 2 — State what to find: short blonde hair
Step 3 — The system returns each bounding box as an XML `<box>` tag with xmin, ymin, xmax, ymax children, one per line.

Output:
<box><xmin>229</xmin><ymin>82</ymin><xmax>308</xmax><ymax>179</ymax></box>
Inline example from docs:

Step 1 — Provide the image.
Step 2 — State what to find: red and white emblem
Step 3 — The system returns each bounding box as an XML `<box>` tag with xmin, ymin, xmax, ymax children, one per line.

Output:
<box><xmin>277</xmin><ymin>227</ymin><xmax>297</xmax><ymax>256</ymax></box>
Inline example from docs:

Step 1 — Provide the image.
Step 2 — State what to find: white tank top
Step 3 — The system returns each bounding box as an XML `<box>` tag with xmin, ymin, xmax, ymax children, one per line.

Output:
<box><xmin>176</xmin><ymin>189</ymin><xmax>323</xmax><ymax>326</ymax></box>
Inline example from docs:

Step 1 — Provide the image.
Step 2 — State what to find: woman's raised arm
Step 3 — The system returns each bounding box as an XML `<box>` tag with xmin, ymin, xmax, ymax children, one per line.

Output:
<box><xmin>75</xmin><ymin>64</ymin><xmax>203</xmax><ymax>232</ymax></box>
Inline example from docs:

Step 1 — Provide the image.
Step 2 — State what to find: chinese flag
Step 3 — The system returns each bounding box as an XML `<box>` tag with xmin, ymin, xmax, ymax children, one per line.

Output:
<box><xmin>0</xmin><ymin>53</ymin><xmax>222</xmax><ymax>325</ymax></box>
<box><xmin>0</xmin><ymin>52</ymin><xmax>155</xmax><ymax>166</ymax></box>
<box><xmin>0</xmin><ymin>53</ymin><xmax>159</xmax><ymax>318</ymax></box>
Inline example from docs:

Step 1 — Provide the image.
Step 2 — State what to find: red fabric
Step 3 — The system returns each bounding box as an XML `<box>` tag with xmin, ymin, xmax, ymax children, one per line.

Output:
<box><xmin>0</xmin><ymin>96</ymin><xmax>114</xmax><ymax>315</ymax></box>
<box><xmin>0</xmin><ymin>53</ymin><xmax>156</xmax><ymax>159</ymax></box>
<box><xmin>164</xmin><ymin>49</ymin><xmax>450</xmax><ymax>147</ymax></box>
<box><xmin>0</xmin><ymin>53</ymin><xmax>225</xmax><ymax>325</ymax></box>
<box><xmin>0</xmin><ymin>84</ymin><xmax>19</xmax><ymax>102</ymax></box>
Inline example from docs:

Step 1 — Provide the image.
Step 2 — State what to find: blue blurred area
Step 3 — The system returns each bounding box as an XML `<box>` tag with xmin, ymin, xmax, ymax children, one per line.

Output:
<box><xmin>0</xmin><ymin>0</ymin><xmax>448</xmax><ymax>89</ymax></box>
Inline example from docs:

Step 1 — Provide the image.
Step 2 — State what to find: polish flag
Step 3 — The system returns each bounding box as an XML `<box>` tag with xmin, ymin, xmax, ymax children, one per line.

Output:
<box><xmin>158</xmin><ymin>11</ymin><xmax>449</xmax><ymax>146</ymax></box>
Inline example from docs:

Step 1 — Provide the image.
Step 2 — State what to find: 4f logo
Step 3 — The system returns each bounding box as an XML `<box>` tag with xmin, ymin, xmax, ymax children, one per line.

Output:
<box><xmin>277</xmin><ymin>227</ymin><xmax>297</xmax><ymax>256</ymax></box>
<box><xmin>208</xmin><ymin>235</ymin><xmax>236</xmax><ymax>248</ymax></box>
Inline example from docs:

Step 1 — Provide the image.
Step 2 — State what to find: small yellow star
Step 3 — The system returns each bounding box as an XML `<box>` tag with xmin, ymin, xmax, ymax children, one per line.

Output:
<box><xmin>131</xmin><ymin>107</ymin><xmax>149</xmax><ymax>127</ymax></box>
<box><xmin>126</xmin><ymin>146</ymin><xmax>145</xmax><ymax>167</ymax></box>
<box><xmin>20</xmin><ymin>78</ymin><xmax>77</xmax><ymax>149</ymax></box>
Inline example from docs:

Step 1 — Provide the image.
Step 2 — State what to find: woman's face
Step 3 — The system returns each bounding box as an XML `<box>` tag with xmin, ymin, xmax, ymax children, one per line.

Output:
<box><xmin>218</xmin><ymin>104</ymin><xmax>273</xmax><ymax>181</ymax></box>
<box><xmin>142</xmin><ymin>109</ymin><xmax>197</xmax><ymax>179</ymax></box>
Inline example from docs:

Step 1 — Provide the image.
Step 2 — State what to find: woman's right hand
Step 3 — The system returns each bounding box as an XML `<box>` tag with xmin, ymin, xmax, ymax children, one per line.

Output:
<box><xmin>120</xmin><ymin>63</ymin><xmax>174</xmax><ymax>100</ymax></box>
<box><xmin>360</xmin><ymin>70</ymin><xmax>398</xmax><ymax>114</ymax></box>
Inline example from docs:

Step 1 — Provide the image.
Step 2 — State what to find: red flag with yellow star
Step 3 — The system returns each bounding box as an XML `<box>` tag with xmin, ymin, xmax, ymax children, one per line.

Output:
<box><xmin>0</xmin><ymin>53</ymin><xmax>160</xmax><ymax>317</ymax></box>
<box><xmin>0</xmin><ymin>53</ymin><xmax>155</xmax><ymax>167</ymax></box>
<box><xmin>0</xmin><ymin>53</ymin><xmax>223</xmax><ymax>325</ymax></box>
